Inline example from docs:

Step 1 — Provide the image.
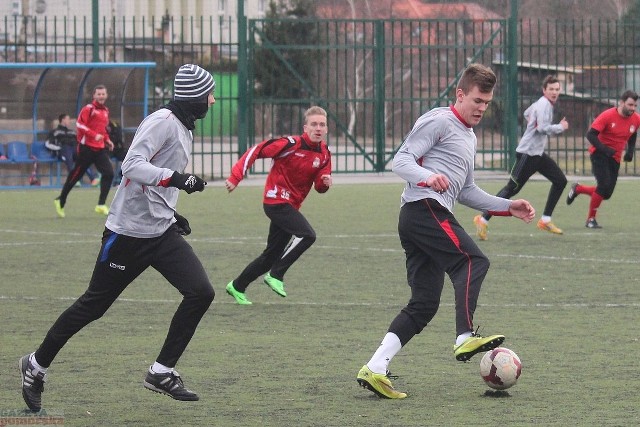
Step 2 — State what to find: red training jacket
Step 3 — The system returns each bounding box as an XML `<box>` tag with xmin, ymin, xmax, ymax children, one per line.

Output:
<box><xmin>227</xmin><ymin>133</ymin><xmax>332</xmax><ymax>210</ymax></box>
<box><xmin>76</xmin><ymin>100</ymin><xmax>111</xmax><ymax>151</ymax></box>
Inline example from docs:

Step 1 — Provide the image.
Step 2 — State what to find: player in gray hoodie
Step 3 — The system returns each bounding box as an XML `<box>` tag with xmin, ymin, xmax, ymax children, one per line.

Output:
<box><xmin>474</xmin><ymin>75</ymin><xmax>569</xmax><ymax>240</ymax></box>
<box><xmin>20</xmin><ymin>64</ymin><xmax>215</xmax><ymax>411</ymax></box>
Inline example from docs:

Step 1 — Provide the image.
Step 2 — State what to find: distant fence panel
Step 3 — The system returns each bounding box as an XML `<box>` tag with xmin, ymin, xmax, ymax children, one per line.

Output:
<box><xmin>2</xmin><ymin>15</ymin><xmax>640</xmax><ymax>186</ymax></box>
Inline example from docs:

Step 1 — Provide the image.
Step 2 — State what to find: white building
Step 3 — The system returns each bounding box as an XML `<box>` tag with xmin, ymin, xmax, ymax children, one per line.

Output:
<box><xmin>1</xmin><ymin>0</ymin><xmax>268</xmax><ymax>44</ymax></box>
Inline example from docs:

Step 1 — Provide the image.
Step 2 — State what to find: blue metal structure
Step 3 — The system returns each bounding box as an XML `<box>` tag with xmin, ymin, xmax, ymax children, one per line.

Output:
<box><xmin>0</xmin><ymin>62</ymin><xmax>155</xmax><ymax>145</ymax></box>
<box><xmin>0</xmin><ymin>62</ymin><xmax>155</xmax><ymax>188</ymax></box>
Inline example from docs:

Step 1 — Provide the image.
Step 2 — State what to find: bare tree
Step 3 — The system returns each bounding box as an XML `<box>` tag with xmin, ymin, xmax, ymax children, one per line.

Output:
<box><xmin>344</xmin><ymin>0</ymin><xmax>373</xmax><ymax>136</ymax></box>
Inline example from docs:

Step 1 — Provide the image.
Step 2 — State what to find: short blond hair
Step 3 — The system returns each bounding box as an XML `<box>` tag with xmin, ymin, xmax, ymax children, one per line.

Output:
<box><xmin>305</xmin><ymin>106</ymin><xmax>327</xmax><ymax>123</ymax></box>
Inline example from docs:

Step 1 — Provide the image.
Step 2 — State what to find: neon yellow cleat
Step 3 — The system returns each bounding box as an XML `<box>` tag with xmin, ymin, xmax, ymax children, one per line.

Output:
<box><xmin>54</xmin><ymin>199</ymin><xmax>65</xmax><ymax>218</ymax></box>
<box><xmin>454</xmin><ymin>332</ymin><xmax>505</xmax><ymax>362</ymax></box>
<box><xmin>225</xmin><ymin>282</ymin><xmax>252</xmax><ymax>305</ymax></box>
<box><xmin>357</xmin><ymin>365</ymin><xmax>407</xmax><ymax>399</ymax></box>
<box><xmin>473</xmin><ymin>214</ymin><xmax>488</xmax><ymax>241</ymax></box>
<box><xmin>264</xmin><ymin>273</ymin><xmax>287</xmax><ymax>297</ymax></box>
<box><xmin>537</xmin><ymin>219</ymin><xmax>563</xmax><ymax>235</ymax></box>
<box><xmin>95</xmin><ymin>205</ymin><xmax>109</xmax><ymax>215</ymax></box>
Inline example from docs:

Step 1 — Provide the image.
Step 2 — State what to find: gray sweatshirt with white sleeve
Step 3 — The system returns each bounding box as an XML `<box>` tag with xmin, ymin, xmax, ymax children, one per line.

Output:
<box><xmin>516</xmin><ymin>96</ymin><xmax>565</xmax><ymax>156</ymax></box>
<box><xmin>105</xmin><ymin>108</ymin><xmax>192</xmax><ymax>238</ymax></box>
<box><xmin>393</xmin><ymin>106</ymin><xmax>511</xmax><ymax>215</ymax></box>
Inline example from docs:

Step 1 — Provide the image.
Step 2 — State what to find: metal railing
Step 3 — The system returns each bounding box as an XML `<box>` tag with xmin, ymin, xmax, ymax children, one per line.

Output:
<box><xmin>1</xmin><ymin>15</ymin><xmax>639</xmax><ymax>184</ymax></box>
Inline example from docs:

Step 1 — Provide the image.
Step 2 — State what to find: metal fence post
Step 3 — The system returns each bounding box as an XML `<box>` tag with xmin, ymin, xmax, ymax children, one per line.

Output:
<box><xmin>505</xmin><ymin>0</ymin><xmax>519</xmax><ymax>168</ymax></box>
<box><xmin>237</xmin><ymin>0</ymin><xmax>248</xmax><ymax>156</ymax></box>
<box><xmin>374</xmin><ymin>20</ymin><xmax>385</xmax><ymax>172</ymax></box>
<box><xmin>91</xmin><ymin>0</ymin><xmax>99</xmax><ymax>62</ymax></box>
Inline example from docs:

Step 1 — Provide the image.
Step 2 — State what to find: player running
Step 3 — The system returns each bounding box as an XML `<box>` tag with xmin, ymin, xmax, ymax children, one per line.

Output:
<box><xmin>20</xmin><ymin>64</ymin><xmax>216</xmax><ymax>410</ymax></box>
<box><xmin>566</xmin><ymin>89</ymin><xmax>640</xmax><ymax>228</ymax></box>
<box><xmin>474</xmin><ymin>75</ymin><xmax>569</xmax><ymax>240</ymax></box>
<box><xmin>224</xmin><ymin>106</ymin><xmax>332</xmax><ymax>305</ymax></box>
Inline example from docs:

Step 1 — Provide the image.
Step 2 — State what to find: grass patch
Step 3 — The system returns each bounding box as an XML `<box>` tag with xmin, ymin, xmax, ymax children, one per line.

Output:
<box><xmin>1</xmin><ymin>179</ymin><xmax>639</xmax><ymax>426</ymax></box>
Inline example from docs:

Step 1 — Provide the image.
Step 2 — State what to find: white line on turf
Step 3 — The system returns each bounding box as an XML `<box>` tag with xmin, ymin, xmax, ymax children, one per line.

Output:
<box><xmin>0</xmin><ymin>295</ymin><xmax>638</xmax><ymax>308</ymax></box>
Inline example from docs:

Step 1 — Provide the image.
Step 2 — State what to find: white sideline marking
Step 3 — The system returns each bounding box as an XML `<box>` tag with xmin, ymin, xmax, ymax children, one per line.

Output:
<box><xmin>1</xmin><ymin>230</ymin><xmax>638</xmax><ymax>264</ymax></box>
<box><xmin>0</xmin><ymin>295</ymin><xmax>638</xmax><ymax>308</ymax></box>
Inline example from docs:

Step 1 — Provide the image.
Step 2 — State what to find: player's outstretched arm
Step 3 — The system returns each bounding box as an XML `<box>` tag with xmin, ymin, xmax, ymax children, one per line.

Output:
<box><xmin>509</xmin><ymin>199</ymin><xmax>535</xmax><ymax>223</ymax></box>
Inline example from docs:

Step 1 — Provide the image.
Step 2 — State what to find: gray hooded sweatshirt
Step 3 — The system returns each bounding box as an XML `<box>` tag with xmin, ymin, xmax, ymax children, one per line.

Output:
<box><xmin>393</xmin><ymin>106</ymin><xmax>511</xmax><ymax>214</ymax></box>
<box><xmin>105</xmin><ymin>108</ymin><xmax>192</xmax><ymax>238</ymax></box>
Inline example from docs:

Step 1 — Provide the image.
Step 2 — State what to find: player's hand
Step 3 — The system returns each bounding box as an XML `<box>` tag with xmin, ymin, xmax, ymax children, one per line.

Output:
<box><xmin>106</xmin><ymin>140</ymin><xmax>114</xmax><ymax>151</ymax></box>
<box><xmin>169</xmin><ymin>171</ymin><xmax>207</xmax><ymax>194</ymax></box>
<box><xmin>560</xmin><ymin>117</ymin><xmax>569</xmax><ymax>130</ymax></box>
<box><xmin>509</xmin><ymin>199</ymin><xmax>535</xmax><ymax>223</ymax></box>
<box><xmin>225</xmin><ymin>179</ymin><xmax>237</xmax><ymax>193</ymax></box>
<box><xmin>425</xmin><ymin>174</ymin><xmax>449</xmax><ymax>194</ymax></box>
<box><xmin>624</xmin><ymin>152</ymin><xmax>633</xmax><ymax>162</ymax></box>
<box><xmin>95</xmin><ymin>134</ymin><xmax>104</xmax><ymax>141</ymax></box>
<box><xmin>174</xmin><ymin>212</ymin><xmax>191</xmax><ymax>235</ymax></box>
<box><xmin>321</xmin><ymin>174</ymin><xmax>332</xmax><ymax>187</ymax></box>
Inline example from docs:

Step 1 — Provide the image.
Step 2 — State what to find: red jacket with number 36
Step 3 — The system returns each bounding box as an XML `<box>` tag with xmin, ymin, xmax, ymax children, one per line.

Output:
<box><xmin>227</xmin><ymin>132</ymin><xmax>332</xmax><ymax>210</ymax></box>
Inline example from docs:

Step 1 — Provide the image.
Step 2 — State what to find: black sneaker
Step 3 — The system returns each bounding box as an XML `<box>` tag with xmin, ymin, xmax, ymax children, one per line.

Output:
<box><xmin>566</xmin><ymin>183</ymin><xmax>579</xmax><ymax>205</ymax></box>
<box><xmin>586</xmin><ymin>218</ymin><xmax>602</xmax><ymax>229</ymax></box>
<box><xmin>19</xmin><ymin>354</ymin><xmax>46</xmax><ymax>412</ymax></box>
<box><xmin>143</xmin><ymin>369</ymin><xmax>199</xmax><ymax>401</ymax></box>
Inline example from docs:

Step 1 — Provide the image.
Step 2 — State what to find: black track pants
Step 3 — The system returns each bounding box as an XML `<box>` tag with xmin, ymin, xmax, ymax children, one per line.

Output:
<box><xmin>35</xmin><ymin>226</ymin><xmax>214</xmax><ymax>368</ymax></box>
<box><xmin>232</xmin><ymin>203</ymin><xmax>316</xmax><ymax>291</ymax></box>
<box><xmin>388</xmin><ymin>199</ymin><xmax>490</xmax><ymax>346</ymax></box>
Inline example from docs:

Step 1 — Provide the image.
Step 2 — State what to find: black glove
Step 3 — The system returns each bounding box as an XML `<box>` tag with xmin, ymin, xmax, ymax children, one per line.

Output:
<box><xmin>624</xmin><ymin>152</ymin><xmax>633</xmax><ymax>162</ymax></box>
<box><xmin>174</xmin><ymin>212</ymin><xmax>191</xmax><ymax>236</ymax></box>
<box><xmin>169</xmin><ymin>171</ymin><xmax>206</xmax><ymax>194</ymax></box>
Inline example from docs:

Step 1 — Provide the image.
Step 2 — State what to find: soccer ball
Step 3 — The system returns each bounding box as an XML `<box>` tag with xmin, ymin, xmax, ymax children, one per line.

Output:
<box><xmin>479</xmin><ymin>347</ymin><xmax>522</xmax><ymax>390</ymax></box>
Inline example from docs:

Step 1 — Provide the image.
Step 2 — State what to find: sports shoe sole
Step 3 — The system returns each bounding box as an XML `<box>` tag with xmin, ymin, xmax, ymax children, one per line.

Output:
<box><xmin>356</xmin><ymin>366</ymin><xmax>407</xmax><ymax>399</ymax></box>
<box><xmin>455</xmin><ymin>336</ymin><xmax>505</xmax><ymax>362</ymax></box>
<box><xmin>356</xmin><ymin>378</ymin><xmax>407</xmax><ymax>399</ymax></box>
<box><xmin>225</xmin><ymin>282</ymin><xmax>252</xmax><ymax>305</ymax></box>
<box><xmin>357</xmin><ymin>378</ymin><xmax>387</xmax><ymax>398</ymax></box>
<box><xmin>473</xmin><ymin>215</ymin><xmax>488</xmax><ymax>241</ymax></box>
<box><xmin>19</xmin><ymin>355</ymin><xmax>42</xmax><ymax>412</ymax></box>
<box><xmin>566</xmin><ymin>183</ymin><xmax>579</xmax><ymax>205</ymax></box>
<box><xmin>537</xmin><ymin>223</ymin><xmax>563</xmax><ymax>235</ymax></box>
<box><xmin>264</xmin><ymin>277</ymin><xmax>287</xmax><ymax>297</ymax></box>
<box><xmin>143</xmin><ymin>381</ymin><xmax>199</xmax><ymax>401</ymax></box>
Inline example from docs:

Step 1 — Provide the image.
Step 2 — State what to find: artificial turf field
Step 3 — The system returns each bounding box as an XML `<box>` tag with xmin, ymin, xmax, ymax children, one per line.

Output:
<box><xmin>1</xmin><ymin>177</ymin><xmax>638</xmax><ymax>426</ymax></box>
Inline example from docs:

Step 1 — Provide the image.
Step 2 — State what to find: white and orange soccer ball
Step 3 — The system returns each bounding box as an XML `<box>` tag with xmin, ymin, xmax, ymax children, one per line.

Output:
<box><xmin>479</xmin><ymin>347</ymin><xmax>522</xmax><ymax>390</ymax></box>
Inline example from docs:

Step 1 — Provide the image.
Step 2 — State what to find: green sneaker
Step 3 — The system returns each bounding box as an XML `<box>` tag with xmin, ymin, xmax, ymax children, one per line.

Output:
<box><xmin>95</xmin><ymin>205</ymin><xmax>109</xmax><ymax>215</ymax></box>
<box><xmin>263</xmin><ymin>273</ymin><xmax>287</xmax><ymax>297</ymax></box>
<box><xmin>453</xmin><ymin>332</ymin><xmax>505</xmax><ymax>362</ymax></box>
<box><xmin>356</xmin><ymin>365</ymin><xmax>407</xmax><ymax>399</ymax></box>
<box><xmin>225</xmin><ymin>282</ymin><xmax>252</xmax><ymax>305</ymax></box>
<box><xmin>54</xmin><ymin>199</ymin><xmax>65</xmax><ymax>218</ymax></box>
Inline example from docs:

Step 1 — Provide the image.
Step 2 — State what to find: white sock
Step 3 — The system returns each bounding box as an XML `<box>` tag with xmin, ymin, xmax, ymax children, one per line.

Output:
<box><xmin>541</xmin><ymin>215</ymin><xmax>551</xmax><ymax>223</ymax></box>
<box><xmin>455</xmin><ymin>331</ymin><xmax>473</xmax><ymax>346</ymax></box>
<box><xmin>150</xmin><ymin>362</ymin><xmax>173</xmax><ymax>374</ymax></box>
<box><xmin>29</xmin><ymin>353</ymin><xmax>47</xmax><ymax>373</ymax></box>
<box><xmin>367</xmin><ymin>332</ymin><xmax>402</xmax><ymax>374</ymax></box>
<box><xmin>480</xmin><ymin>216</ymin><xmax>488</xmax><ymax>224</ymax></box>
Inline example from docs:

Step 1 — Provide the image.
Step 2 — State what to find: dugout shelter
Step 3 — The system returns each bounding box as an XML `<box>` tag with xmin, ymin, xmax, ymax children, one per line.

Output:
<box><xmin>0</xmin><ymin>62</ymin><xmax>155</xmax><ymax>187</ymax></box>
